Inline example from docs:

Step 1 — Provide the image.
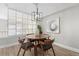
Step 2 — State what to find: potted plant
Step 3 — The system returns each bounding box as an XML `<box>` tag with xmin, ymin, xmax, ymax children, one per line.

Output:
<box><xmin>37</xmin><ymin>25</ymin><xmax>42</xmax><ymax>34</ymax></box>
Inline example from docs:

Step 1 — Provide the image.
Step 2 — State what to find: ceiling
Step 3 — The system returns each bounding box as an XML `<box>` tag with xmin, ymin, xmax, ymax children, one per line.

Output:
<box><xmin>6</xmin><ymin>3</ymin><xmax>79</xmax><ymax>17</ymax></box>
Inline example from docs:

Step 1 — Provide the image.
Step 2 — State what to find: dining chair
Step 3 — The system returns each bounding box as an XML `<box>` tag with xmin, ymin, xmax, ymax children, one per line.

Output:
<box><xmin>39</xmin><ymin>38</ymin><xmax>56</xmax><ymax>56</ymax></box>
<box><xmin>17</xmin><ymin>37</ymin><xmax>34</xmax><ymax>56</ymax></box>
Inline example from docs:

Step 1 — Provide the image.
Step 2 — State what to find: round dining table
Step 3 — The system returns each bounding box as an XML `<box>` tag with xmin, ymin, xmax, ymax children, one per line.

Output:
<box><xmin>26</xmin><ymin>34</ymin><xmax>50</xmax><ymax>56</ymax></box>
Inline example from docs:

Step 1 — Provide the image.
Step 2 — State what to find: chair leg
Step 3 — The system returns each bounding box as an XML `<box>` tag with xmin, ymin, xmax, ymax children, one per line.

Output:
<box><xmin>29</xmin><ymin>48</ymin><xmax>31</xmax><ymax>52</ymax></box>
<box><xmin>46</xmin><ymin>50</ymin><xmax>49</xmax><ymax>56</ymax></box>
<box><xmin>40</xmin><ymin>45</ymin><xmax>44</xmax><ymax>56</ymax></box>
<box><xmin>42</xmin><ymin>50</ymin><xmax>45</xmax><ymax>56</ymax></box>
<box><xmin>51</xmin><ymin>45</ymin><xmax>56</xmax><ymax>56</ymax></box>
<box><xmin>17</xmin><ymin>47</ymin><xmax>21</xmax><ymax>56</ymax></box>
<box><xmin>23</xmin><ymin>50</ymin><xmax>26</xmax><ymax>56</ymax></box>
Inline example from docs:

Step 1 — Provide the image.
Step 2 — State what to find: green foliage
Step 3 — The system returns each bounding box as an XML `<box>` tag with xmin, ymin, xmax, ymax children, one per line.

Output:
<box><xmin>37</xmin><ymin>25</ymin><xmax>42</xmax><ymax>34</ymax></box>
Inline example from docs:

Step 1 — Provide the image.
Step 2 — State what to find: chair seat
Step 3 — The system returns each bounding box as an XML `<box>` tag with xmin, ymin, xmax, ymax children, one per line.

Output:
<box><xmin>42</xmin><ymin>44</ymin><xmax>52</xmax><ymax>50</ymax></box>
<box><xmin>21</xmin><ymin>42</ymin><xmax>34</xmax><ymax>50</ymax></box>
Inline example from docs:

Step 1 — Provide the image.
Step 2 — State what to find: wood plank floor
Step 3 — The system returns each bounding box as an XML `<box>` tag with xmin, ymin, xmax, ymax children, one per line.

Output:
<box><xmin>0</xmin><ymin>44</ymin><xmax>79</xmax><ymax>56</ymax></box>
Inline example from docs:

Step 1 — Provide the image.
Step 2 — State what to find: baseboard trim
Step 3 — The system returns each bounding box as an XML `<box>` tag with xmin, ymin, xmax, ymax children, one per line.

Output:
<box><xmin>54</xmin><ymin>42</ymin><xmax>79</xmax><ymax>53</ymax></box>
<box><xmin>0</xmin><ymin>42</ymin><xmax>18</xmax><ymax>48</ymax></box>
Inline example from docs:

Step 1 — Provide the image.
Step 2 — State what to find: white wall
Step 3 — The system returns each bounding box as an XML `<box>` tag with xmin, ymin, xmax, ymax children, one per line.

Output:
<box><xmin>0</xmin><ymin>34</ymin><xmax>25</xmax><ymax>47</ymax></box>
<box><xmin>41</xmin><ymin>5</ymin><xmax>79</xmax><ymax>50</ymax></box>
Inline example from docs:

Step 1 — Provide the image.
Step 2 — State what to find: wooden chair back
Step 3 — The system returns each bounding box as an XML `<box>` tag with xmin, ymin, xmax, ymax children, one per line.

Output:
<box><xmin>18</xmin><ymin>37</ymin><xmax>25</xmax><ymax>44</ymax></box>
<box><xmin>44</xmin><ymin>38</ymin><xmax>55</xmax><ymax>44</ymax></box>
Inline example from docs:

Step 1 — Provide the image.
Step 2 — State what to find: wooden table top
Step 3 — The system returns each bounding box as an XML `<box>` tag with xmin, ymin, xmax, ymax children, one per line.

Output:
<box><xmin>26</xmin><ymin>34</ymin><xmax>49</xmax><ymax>40</ymax></box>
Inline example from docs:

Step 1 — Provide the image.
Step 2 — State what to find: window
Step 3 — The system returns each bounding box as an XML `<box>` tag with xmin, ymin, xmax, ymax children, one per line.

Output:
<box><xmin>0</xmin><ymin>7</ymin><xmax>36</xmax><ymax>38</ymax></box>
<box><xmin>0</xmin><ymin>5</ymin><xmax>7</xmax><ymax>38</ymax></box>
<box><xmin>16</xmin><ymin>12</ymin><xmax>22</xmax><ymax>35</ymax></box>
<box><xmin>8</xmin><ymin>9</ymin><xmax>16</xmax><ymax>36</ymax></box>
<box><xmin>0</xmin><ymin>20</ymin><xmax>7</xmax><ymax>37</ymax></box>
